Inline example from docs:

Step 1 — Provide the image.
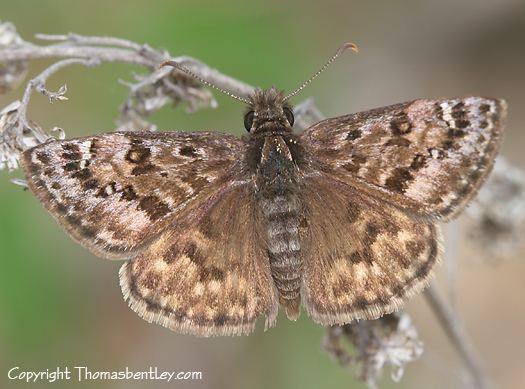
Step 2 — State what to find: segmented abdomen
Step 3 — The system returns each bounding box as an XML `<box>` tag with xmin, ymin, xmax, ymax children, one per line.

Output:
<box><xmin>261</xmin><ymin>194</ymin><xmax>302</xmax><ymax>319</ymax></box>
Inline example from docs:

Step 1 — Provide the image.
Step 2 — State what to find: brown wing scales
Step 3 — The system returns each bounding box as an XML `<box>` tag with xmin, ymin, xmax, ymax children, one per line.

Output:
<box><xmin>300</xmin><ymin>174</ymin><xmax>442</xmax><ymax>325</ymax></box>
<box><xmin>119</xmin><ymin>183</ymin><xmax>278</xmax><ymax>336</ymax></box>
<box><xmin>301</xmin><ymin>97</ymin><xmax>507</xmax><ymax>220</ymax></box>
<box><xmin>22</xmin><ymin>131</ymin><xmax>244</xmax><ymax>258</ymax></box>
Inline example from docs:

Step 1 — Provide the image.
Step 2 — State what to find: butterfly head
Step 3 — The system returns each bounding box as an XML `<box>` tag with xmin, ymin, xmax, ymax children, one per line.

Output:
<box><xmin>159</xmin><ymin>42</ymin><xmax>357</xmax><ymax>136</ymax></box>
<box><xmin>244</xmin><ymin>87</ymin><xmax>294</xmax><ymax>134</ymax></box>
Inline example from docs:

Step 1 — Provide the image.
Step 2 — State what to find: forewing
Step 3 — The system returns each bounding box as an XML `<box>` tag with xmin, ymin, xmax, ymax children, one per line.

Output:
<box><xmin>301</xmin><ymin>97</ymin><xmax>507</xmax><ymax>220</ymax></box>
<box><xmin>119</xmin><ymin>183</ymin><xmax>278</xmax><ymax>336</ymax></box>
<box><xmin>301</xmin><ymin>174</ymin><xmax>442</xmax><ymax>325</ymax></box>
<box><xmin>22</xmin><ymin>131</ymin><xmax>245</xmax><ymax>258</ymax></box>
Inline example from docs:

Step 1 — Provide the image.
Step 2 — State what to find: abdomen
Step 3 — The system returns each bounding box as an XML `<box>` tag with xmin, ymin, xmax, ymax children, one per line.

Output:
<box><xmin>260</xmin><ymin>191</ymin><xmax>302</xmax><ymax>320</ymax></box>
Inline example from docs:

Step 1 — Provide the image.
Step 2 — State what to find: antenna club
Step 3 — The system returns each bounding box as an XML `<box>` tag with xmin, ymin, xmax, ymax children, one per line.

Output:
<box><xmin>159</xmin><ymin>60</ymin><xmax>177</xmax><ymax>69</ymax></box>
<box><xmin>339</xmin><ymin>42</ymin><xmax>359</xmax><ymax>55</ymax></box>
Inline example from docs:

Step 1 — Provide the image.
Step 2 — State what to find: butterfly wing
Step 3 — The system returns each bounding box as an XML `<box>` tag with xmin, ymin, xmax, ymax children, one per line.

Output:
<box><xmin>22</xmin><ymin>131</ymin><xmax>245</xmax><ymax>258</ymax></box>
<box><xmin>300</xmin><ymin>174</ymin><xmax>442</xmax><ymax>325</ymax></box>
<box><xmin>119</xmin><ymin>182</ymin><xmax>278</xmax><ymax>336</ymax></box>
<box><xmin>300</xmin><ymin>97</ymin><xmax>507</xmax><ymax>220</ymax></box>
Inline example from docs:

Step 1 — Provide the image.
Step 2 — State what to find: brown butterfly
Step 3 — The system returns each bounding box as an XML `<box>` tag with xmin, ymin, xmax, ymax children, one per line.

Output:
<box><xmin>21</xmin><ymin>43</ymin><xmax>507</xmax><ymax>336</ymax></box>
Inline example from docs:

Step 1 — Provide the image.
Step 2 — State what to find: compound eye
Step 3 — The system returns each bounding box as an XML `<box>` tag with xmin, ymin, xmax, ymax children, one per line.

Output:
<box><xmin>283</xmin><ymin>107</ymin><xmax>294</xmax><ymax>127</ymax></box>
<box><xmin>244</xmin><ymin>111</ymin><xmax>254</xmax><ymax>131</ymax></box>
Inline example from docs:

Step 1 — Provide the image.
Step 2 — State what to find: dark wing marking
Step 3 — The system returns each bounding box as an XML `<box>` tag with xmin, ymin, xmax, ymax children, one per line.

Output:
<box><xmin>300</xmin><ymin>174</ymin><xmax>442</xmax><ymax>325</ymax></box>
<box><xmin>119</xmin><ymin>183</ymin><xmax>278</xmax><ymax>336</ymax></box>
<box><xmin>301</xmin><ymin>97</ymin><xmax>506</xmax><ymax>220</ymax></box>
<box><xmin>22</xmin><ymin>131</ymin><xmax>245</xmax><ymax>258</ymax></box>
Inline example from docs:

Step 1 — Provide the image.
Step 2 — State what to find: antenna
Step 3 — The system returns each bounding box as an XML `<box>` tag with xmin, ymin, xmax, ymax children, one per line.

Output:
<box><xmin>284</xmin><ymin>42</ymin><xmax>358</xmax><ymax>101</ymax></box>
<box><xmin>160</xmin><ymin>60</ymin><xmax>250</xmax><ymax>104</ymax></box>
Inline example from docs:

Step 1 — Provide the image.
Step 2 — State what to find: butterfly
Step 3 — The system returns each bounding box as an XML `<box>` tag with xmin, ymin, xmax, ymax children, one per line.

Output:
<box><xmin>21</xmin><ymin>43</ymin><xmax>507</xmax><ymax>336</ymax></box>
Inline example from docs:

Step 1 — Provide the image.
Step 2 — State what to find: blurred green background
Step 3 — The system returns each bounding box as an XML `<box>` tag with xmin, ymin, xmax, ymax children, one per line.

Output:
<box><xmin>1</xmin><ymin>0</ymin><xmax>524</xmax><ymax>388</ymax></box>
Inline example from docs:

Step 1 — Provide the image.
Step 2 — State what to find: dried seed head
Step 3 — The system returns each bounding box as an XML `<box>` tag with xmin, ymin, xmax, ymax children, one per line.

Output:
<box><xmin>466</xmin><ymin>157</ymin><xmax>525</xmax><ymax>259</ymax></box>
<box><xmin>0</xmin><ymin>101</ymin><xmax>38</xmax><ymax>170</ymax></box>
<box><xmin>0</xmin><ymin>21</ymin><xmax>28</xmax><ymax>94</ymax></box>
<box><xmin>117</xmin><ymin>68</ymin><xmax>217</xmax><ymax>131</ymax></box>
<box><xmin>323</xmin><ymin>313</ymin><xmax>423</xmax><ymax>389</ymax></box>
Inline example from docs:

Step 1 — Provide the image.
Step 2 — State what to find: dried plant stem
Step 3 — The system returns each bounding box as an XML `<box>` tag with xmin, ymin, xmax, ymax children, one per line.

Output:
<box><xmin>17</xmin><ymin>57</ymin><xmax>100</xmax><ymax>145</ymax></box>
<box><xmin>424</xmin><ymin>285</ymin><xmax>490</xmax><ymax>389</ymax></box>
<box><xmin>0</xmin><ymin>38</ymin><xmax>253</xmax><ymax>97</ymax></box>
<box><xmin>1</xmin><ymin>28</ymin><xmax>254</xmax><ymax>153</ymax></box>
<box><xmin>35</xmin><ymin>32</ymin><xmax>150</xmax><ymax>53</ymax></box>
<box><xmin>1</xmin><ymin>44</ymin><xmax>153</xmax><ymax>67</ymax></box>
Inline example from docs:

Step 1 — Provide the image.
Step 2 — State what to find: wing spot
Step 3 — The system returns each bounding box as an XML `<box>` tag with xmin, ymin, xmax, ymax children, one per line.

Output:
<box><xmin>299</xmin><ymin>217</ymin><xmax>308</xmax><ymax>229</ymax></box>
<box><xmin>410</xmin><ymin>154</ymin><xmax>427</xmax><ymax>170</ymax></box>
<box><xmin>384</xmin><ymin>167</ymin><xmax>413</xmax><ymax>193</ymax></box>
<box><xmin>479</xmin><ymin>104</ymin><xmax>491</xmax><ymax>113</ymax></box>
<box><xmin>346</xmin><ymin>129</ymin><xmax>362</xmax><ymax>140</ymax></box>
<box><xmin>121</xmin><ymin>185</ymin><xmax>138</xmax><ymax>201</ymax></box>
<box><xmin>81</xmin><ymin>178</ymin><xmax>99</xmax><ymax>191</ymax></box>
<box><xmin>80</xmin><ymin>225</ymin><xmax>96</xmax><ymax>239</ymax></box>
<box><xmin>62</xmin><ymin>143</ymin><xmax>85</xmax><ymax>160</ymax></box>
<box><xmin>435</xmin><ymin>103</ymin><xmax>444</xmax><ymax>120</ymax></box>
<box><xmin>62</xmin><ymin>151</ymin><xmax>82</xmax><ymax>160</ymax></box>
<box><xmin>180</xmin><ymin>145</ymin><xmax>197</xmax><ymax>157</ymax></box>
<box><xmin>390</xmin><ymin>112</ymin><xmax>412</xmax><ymax>135</ymax></box>
<box><xmin>66</xmin><ymin>214</ymin><xmax>81</xmax><ymax>226</ymax></box>
<box><xmin>406</xmin><ymin>240</ymin><xmax>425</xmax><ymax>258</ymax></box>
<box><xmin>131</xmin><ymin>164</ymin><xmax>157</xmax><ymax>175</ymax></box>
<box><xmin>56</xmin><ymin>203</ymin><xmax>68</xmax><ymax>214</ymax></box>
<box><xmin>71</xmin><ymin>169</ymin><xmax>92</xmax><ymax>180</ymax></box>
<box><xmin>352</xmin><ymin>296</ymin><xmax>369</xmax><ymax>310</ymax></box>
<box><xmin>349</xmin><ymin>251</ymin><xmax>374</xmax><ymax>265</ymax></box>
<box><xmin>366</xmin><ymin>222</ymin><xmax>380</xmax><ymax>240</ymax></box>
<box><xmin>346</xmin><ymin>203</ymin><xmax>362</xmax><ymax>224</ymax></box>
<box><xmin>138</xmin><ymin>195</ymin><xmax>170</xmax><ymax>221</ymax></box>
<box><xmin>341</xmin><ymin>154</ymin><xmax>367</xmax><ymax>173</ymax></box>
<box><xmin>163</xmin><ymin>244</ymin><xmax>180</xmax><ymax>265</ymax></box>
<box><xmin>126</xmin><ymin>147</ymin><xmax>151</xmax><ymax>163</ymax></box>
<box><xmin>441</xmin><ymin>139</ymin><xmax>457</xmax><ymax>150</ymax></box>
<box><xmin>62</xmin><ymin>144</ymin><xmax>79</xmax><ymax>152</ymax></box>
<box><xmin>451</xmin><ymin>102</ymin><xmax>467</xmax><ymax>119</ymax></box>
<box><xmin>89</xmin><ymin>139</ymin><xmax>98</xmax><ymax>155</ymax></box>
<box><xmin>185</xmin><ymin>242</ymin><xmax>205</xmax><ymax>266</ymax></box>
<box><xmin>199</xmin><ymin>266</ymin><xmax>225</xmax><ymax>282</ymax></box>
<box><xmin>64</xmin><ymin>161</ymin><xmax>80</xmax><ymax>171</ymax></box>
<box><xmin>454</xmin><ymin>120</ymin><xmax>469</xmax><ymax>129</ymax></box>
<box><xmin>471</xmin><ymin>168</ymin><xmax>482</xmax><ymax>181</ymax></box>
<box><xmin>448</xmin><ymin>128</ymin><xmax>466</xmax><ymax>138</ymax></box>
<box><xmin>182</xmin><ymin>173</ymin><xmax>209</xmax><ymax>192</ymax></box>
